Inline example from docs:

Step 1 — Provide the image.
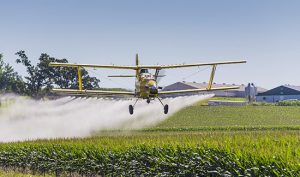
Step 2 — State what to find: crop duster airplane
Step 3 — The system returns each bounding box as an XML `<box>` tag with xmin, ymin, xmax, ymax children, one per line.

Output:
<box><xmin>49</xmin><ymin>54</ymin><xmax>246</xmax><ymax>115</ymax></box>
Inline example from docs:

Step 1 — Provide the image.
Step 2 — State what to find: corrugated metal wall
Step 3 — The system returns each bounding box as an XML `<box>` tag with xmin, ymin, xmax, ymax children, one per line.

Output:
<box><xmin>256</xmin><ymin>95</ymin><xmax>300</xmax><ymax>102</ymax></box>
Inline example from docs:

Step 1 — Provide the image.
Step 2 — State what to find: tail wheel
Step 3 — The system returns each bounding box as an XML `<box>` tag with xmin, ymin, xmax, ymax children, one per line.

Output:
<box><xmin>164</xmin><ymin>104</ymin><xmax>169</xmax><ymax>114</ymax></box>
<box><xmin>129</xmin><ymin>105</ymin><xmax>134</xmax><ymax>115</ymax></box>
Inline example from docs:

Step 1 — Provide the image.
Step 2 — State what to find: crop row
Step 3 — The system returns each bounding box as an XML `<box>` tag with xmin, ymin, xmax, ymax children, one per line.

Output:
<box><xmin>0</xmin><ymin>144</ymin><xmax>298</xmax><ymax>176</ymax></box>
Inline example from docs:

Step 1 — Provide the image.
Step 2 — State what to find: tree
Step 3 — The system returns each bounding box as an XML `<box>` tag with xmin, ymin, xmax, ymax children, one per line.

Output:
<box><xmin>16</xmin><ymin>51</ymin><xmax>100</xmax><ymax>98</ymax></box>
<box><xmin>0</xmin><ymin>54</ymin><xmax>25</xmax><ymax>94</ymax></box>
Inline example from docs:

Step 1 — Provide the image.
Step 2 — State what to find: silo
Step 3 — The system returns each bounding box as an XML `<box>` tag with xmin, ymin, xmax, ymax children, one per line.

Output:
<box><xmin>245</xmin><ymin>83</ymin><xmax>257</xmax><ymax>102</ymax></box>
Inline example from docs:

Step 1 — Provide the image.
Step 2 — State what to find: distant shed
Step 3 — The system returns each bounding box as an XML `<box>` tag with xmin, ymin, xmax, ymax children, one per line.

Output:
<box><xmin>256</xmin><ymin>85</ymin><xmax>300</xmax><ymax>102</ymax></box>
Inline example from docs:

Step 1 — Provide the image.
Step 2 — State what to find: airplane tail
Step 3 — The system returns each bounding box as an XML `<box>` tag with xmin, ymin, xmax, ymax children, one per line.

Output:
<box><xmin>136</xmin><ymin>53</ymin><xmax>139</xmax><ymax>66</ymax></box>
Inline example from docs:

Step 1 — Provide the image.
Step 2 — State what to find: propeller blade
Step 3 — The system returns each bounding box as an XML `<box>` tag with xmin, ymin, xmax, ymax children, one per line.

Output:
<box><xmin>157</xmin><ymin>70</ymin><xmax>166</xmax><ymax>83</ymax></box>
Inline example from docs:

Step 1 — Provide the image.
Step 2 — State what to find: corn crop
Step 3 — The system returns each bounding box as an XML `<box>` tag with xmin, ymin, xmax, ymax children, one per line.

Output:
<box><xmin>0</xmin><ymin>131</ymin><xmax>299</xmax><ymax>176</ymax></box>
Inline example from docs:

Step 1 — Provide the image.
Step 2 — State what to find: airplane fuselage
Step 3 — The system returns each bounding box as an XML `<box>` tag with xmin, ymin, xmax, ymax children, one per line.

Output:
<box><xmin>135</xmin><ymin>69</ymin><xmax>158</xmax><ymax>99</ymax></box>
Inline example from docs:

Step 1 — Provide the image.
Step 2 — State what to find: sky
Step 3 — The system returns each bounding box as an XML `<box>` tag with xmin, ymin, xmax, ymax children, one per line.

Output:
<box><xmin>1</xmin><ymin>0</ymin><xmax>300</xmax><ymax>90</ymax></box>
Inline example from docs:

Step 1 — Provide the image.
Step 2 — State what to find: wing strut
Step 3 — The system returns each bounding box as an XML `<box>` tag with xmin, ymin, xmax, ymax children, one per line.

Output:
<box><xmin>77</xmin><ymin>66</ymin><xmax>83</xmax><ymax>91</ymax></box>
<box><xmin>207</xmin><ymin>65</ymin><xmax>217</xmax><ymax>90</ymax></box>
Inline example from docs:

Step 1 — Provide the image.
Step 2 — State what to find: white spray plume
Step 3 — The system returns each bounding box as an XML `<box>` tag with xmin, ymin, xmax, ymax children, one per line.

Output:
<box><xmin>0</xmin><ymin>94</ymin><xmax>213</xmax><ymax>142</ymax></box>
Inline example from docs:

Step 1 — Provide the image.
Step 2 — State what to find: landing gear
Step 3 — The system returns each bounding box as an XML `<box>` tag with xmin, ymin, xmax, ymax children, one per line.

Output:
<box><xmin>129</xmin><ymin>98</ymin><xmax>139</xmax><ymax>115</ymax></box>
<box><xmin>157</xmin><ymin>97</ymin><xmax>169</xmax><ymax>114</ymax></box>
<box><xmin>164</xmin><ymin>104</ymin><xmax>169</xmax><ymax>114</ymax></box>
<box><xmin>129</xmin><ymin>97</ymin><xmax>169</xmax><ymax>115</ymax></box>
<box><xmin>129</xmin><ymin>105</ymin><xmax>134</xmax><ymax>115</ymax></box>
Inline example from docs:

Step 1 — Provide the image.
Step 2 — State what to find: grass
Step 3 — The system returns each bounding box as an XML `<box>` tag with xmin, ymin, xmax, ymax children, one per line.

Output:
<box><xmin>276</xmin><ymin>100</ymin><xmax>300</xmax><ymax>106</ymax></box>
<box><xmin>0</xmin><ymin>97</ymin><xmax>16</xmax><ymax>109</ymax></box>
<box><xmin>209</xmin><ymin>96</ymin><xmax>246</xmax><ymax>102</ymax></box>
<box><xmin>0</xmin><ymin>169</ymin><xmax>47</xmax><ymax>177</ymax></box>
<box><xmin>154</xmin><ymin>104</ymin><xmax>300</xmax><ymax>129</ymax></box>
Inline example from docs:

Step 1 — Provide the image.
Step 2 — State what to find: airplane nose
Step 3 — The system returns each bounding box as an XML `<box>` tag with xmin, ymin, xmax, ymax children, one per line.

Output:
<box><xmin>150</xmin><ymin>87</ymin><xmax>158</xmax><ymax>94</ymax></box>
<box><xmin>148</xmin><ymin>81</ymin><xmax>158</xmax><ymax>94</ymax></box>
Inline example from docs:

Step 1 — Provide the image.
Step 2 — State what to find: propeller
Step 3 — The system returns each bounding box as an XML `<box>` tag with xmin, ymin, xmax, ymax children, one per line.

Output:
<box><xmin>154</xmin><ymin>69</ymin><xmax>166</xmax><ymax>89</ymax></box>
<box><xmin>156</xmin><ymin>70</ymin><xmax>166</xmax><ymax>83</ymax></box>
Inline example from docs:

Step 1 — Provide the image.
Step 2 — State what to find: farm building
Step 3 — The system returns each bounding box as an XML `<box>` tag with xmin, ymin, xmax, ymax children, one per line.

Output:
<box><xmin>162</xmin><ymin>82</ymin><xmax>266</xmax><ymax>98</ymax></box>
<box><xmin>256</xmin><ymin>85</ymin><xmax>300</xmax><ymax>102</ymax></box>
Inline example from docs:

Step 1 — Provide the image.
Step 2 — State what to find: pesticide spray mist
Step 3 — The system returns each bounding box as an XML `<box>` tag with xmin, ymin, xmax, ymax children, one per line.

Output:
<box><xmin>0</xmin><ymin>94</ymin><xmax>213</xmax><ymax>142</ymax></box>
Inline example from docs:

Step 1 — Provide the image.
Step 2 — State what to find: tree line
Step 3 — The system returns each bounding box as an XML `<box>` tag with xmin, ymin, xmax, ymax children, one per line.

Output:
<box><xmin>0</xmin><ymin>51</ymin><xmax>100</xmax><ymax>98</ymax></box>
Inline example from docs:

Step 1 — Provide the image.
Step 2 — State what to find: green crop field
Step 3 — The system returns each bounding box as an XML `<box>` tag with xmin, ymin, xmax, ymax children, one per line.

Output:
<box><xmin>1</xmin><ymin>97</ymin><xmax>300</xmax><ymax>176</ymax></box>
<box><xmin>154</xmin><ymin>104</ymin><xmax>300</xmax><ymax>130</ymax></box>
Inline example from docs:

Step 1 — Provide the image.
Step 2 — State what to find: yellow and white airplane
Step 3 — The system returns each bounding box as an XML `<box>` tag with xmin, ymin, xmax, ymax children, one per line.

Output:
<box><xmin>49</xmin><ymin>54</ymin><xmax>246</xmax><ymax>114</ymax></box>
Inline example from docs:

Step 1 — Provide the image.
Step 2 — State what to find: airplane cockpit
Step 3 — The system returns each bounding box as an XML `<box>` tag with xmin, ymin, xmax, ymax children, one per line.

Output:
<box><xmin>140</xmin><ymin>68</ymin><xmax>149</xmax><ymax>74</ymax></box>
<box><xmin>139</xmin><ymin>68</ymin><xmax>155</xmax><ymax>79</ymax></box>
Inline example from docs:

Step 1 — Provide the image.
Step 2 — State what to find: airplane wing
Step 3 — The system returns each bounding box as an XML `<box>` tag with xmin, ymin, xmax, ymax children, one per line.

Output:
<box><xmin>49</xmin><ymin>63</ymin><xmax>137</xmax><ymax>70</ymax></box>
<box><xmin>158</xmin><ymin>86</ymin><xmax>240</xmax><ymax>95</ymax></box>
<box><xmin>49</xmin><ymin>60</ymin><xmax>246</xmax><ymax>70</ymax></box>
<box><xmin>137</xmin><ymin>60</ymin><xmax>246</xmax><ymax>69</ymax></box>
<box><xmin>52</xmin><ymin>88</ymin><xmax>135</xmax><ymax>95</ymax></box>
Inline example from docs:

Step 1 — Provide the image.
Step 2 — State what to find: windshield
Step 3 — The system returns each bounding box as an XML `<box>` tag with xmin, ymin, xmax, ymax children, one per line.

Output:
<box><xmin>140</xmin><ymin>69</ymin><xmax>149</xmax><ymax>74</ymax></box>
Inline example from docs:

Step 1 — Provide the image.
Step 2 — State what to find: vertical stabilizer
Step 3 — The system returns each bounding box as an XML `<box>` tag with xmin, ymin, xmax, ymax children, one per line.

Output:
<box><xmin>136</xmin><ymin>53</ymin><xmax>139</xmax><ymax>66</ymax></box>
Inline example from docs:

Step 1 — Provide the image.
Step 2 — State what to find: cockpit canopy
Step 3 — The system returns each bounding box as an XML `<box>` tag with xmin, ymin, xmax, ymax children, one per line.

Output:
<box><xmin>139</xmin><ymin>68</ymin><xmax>155</xmax><ymax>80</ymax></box>
<box><xmin>140</xmin><ymin>68</ymin><xmax>149</xmax><ymax>74</ymax></box>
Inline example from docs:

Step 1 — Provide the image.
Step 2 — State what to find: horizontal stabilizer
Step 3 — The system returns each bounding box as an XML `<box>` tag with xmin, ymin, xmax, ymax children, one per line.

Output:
<box><xmin>107</xmin><ymin>75</ymin><xmax>136</xmax><ymax>77</ymax></box>
<box><xmin>107</xmin><ymin>75</ymin><xmax>165</xmax><ymax>78</ymax></box>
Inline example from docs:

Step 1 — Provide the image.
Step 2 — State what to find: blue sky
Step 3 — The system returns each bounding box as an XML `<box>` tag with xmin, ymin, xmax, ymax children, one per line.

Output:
<box><xmin>1</xmin><ymin>0</ymin><xmax>300</xmax><ymax>89</ymax></box>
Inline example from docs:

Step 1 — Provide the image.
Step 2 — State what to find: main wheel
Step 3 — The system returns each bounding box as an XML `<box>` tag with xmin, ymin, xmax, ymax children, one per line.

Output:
<box><xmin>147</xmin><ymin>99</ymin><xmax>150</xmax><ymax>104</ymax></box>
<box><xmin>129</xmin><ymin>105</ymin><xmax>134</xmax><ymax>115</ymax></box>
<box><xmin>164</xmin><ymin>104</ymin><xmax>169</xmax><ymax>114</ymax></box>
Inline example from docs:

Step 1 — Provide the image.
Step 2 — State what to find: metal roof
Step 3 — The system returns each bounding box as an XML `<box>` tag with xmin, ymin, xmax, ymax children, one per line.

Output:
<box><xmin>284</xmin><ymin>85</ymin><xmax>300</xmax><ymax>92</ymax></box>
<box><xmin>163</xmin><ymin>82</ymin><xmax>267</xmax><ymax>92</ymax></box>
<box><xmin>257</xmin><ymin>85</ymin><xmax>300</xmax><ymax>96</ymax></box>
